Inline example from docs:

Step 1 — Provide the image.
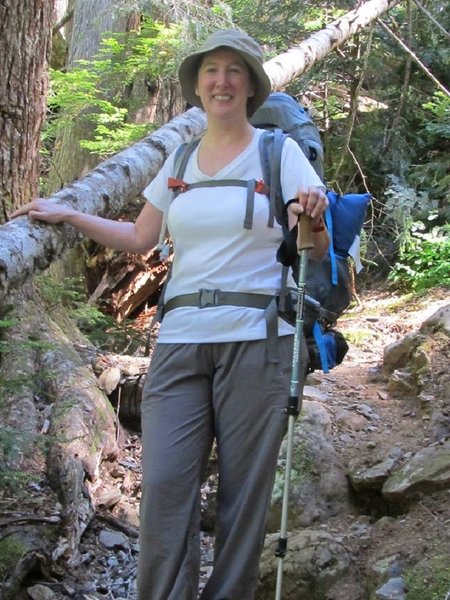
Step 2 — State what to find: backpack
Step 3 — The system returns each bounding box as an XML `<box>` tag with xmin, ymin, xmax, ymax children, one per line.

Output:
<box><xmin>250</xmin><ymin>93</ymin><xmax>371</xmax><ymax>372</ymax></box>
<box><xmin>249</xmin><ymin>91</ymin><xmax>325</xmax><ymax>182</ymax></box>
<box><xmin>155</xmin><ymin>92</ymin><xmax>371</xmax><ymax>373</ymax></box>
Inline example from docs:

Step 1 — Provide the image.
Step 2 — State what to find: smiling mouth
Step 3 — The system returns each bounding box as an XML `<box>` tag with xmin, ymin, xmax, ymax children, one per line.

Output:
<box><xmin>213</xmin><ymin>95</ymin><xmax>232</xmax><ymax>101</ymax></box>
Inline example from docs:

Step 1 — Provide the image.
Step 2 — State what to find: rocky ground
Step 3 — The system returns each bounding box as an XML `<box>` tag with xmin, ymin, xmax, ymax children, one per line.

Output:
<box><xmin>3</xmin><ymin>286</ymin><xmax>449</xmax><ymax>600</ymax></box>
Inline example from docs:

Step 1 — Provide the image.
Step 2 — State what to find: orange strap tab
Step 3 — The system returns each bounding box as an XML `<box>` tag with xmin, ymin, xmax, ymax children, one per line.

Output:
<box><xmin>255</xmin><ymin>180</ymin><xmax>269</xmax><ymax>195</ymax></box>
<box><xmin>168</xmin><ymin>177</ymin><xmax>189</xmax><ymax>192</ymax></box>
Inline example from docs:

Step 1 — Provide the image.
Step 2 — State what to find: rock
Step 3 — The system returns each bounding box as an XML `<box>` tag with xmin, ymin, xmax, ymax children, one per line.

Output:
<box><xmin>357</xmin><ymin>403</ymin><xmax>381</xmax><ymax>420</ymax></box>
<box><xmin>302</xmin><ymin>385</ymin><xmax>329</xmax><ymax>402</ymax></box>
<box><xmin>348</xmin><ymin>448</ymin><xmax>404</xmax><ymax>491</ymax></box>
<box><xmin>98</xmin><ymin>529</ymin><xmax>130</xmax><ymax>550</ymax></box>
<box><xmin>97</xmin><ymin>366</ymin><xmax>122</xmax><ymax>394</ymax></box>
<box><xmin>335</xmin><ymin>409</ymin><xmax>368</xmax><ymax>431</ymax></box>
<box><xmin>367</xmin><ymin>554</ymin><xmax>402</xmax><ymax>588</ymax></box>
<box><xmin>258</xmin><ymin>529</ymin><xmax>359</xmax><ymax>600</ymax></box>
<box><xmin>383</xmin><ymin>332</ymin><xmax>423</xmax><ymax>374</ymax></box>
<box><xmin>388</xmin><ymin>369</ymin><xmax>417</xmax><ymax>397</ymax></box>
<box><xmin>382</xmin><ymin>440</ymin><xmax>450</xmax><ymax>502</ymax></box>
<box><xmin>268</xmin><ymin>401</ymin><xmax>351</xmax><ymax>530</ymax></box>
<box><xmin>26</xmin><ymin>585</ymin><xmax>57</xmax><ymax>600</ymax></box>
<box><xmin>374</xmin><ymin>576</ymin><xmax>406</xmax><ymax>599</ymax></box>
<box><xmin>420</xmin><ymin>303</ymin><xmax>450</xmax><ymax>334</ymax></box>
<box><xmin>96</xmin><ymin>486</ymin><xmax>122</xmax><ymax>508</ymax></box>
<box><xmin>116</xmin><ymin>499</ymin><xmax>140</xmax><ymax>528</ymax></box>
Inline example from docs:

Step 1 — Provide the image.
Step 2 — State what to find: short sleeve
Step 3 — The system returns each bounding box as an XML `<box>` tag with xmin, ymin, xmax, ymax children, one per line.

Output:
<box><xmin>142</xmin><ymin>148</ymin><xmax>179</xmax><ymax>212</ymax></box>
<box><xmin>280</xmin><ymin>137</ymin><xmax>325</xmax><ymax>203</ymax></box>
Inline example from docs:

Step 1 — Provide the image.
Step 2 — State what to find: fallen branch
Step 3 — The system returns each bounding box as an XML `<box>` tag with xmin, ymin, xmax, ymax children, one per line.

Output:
<box><xmin>377</xmin><ymin>18</ymin><xmax>450</xmax><ymax>97</ymax></box>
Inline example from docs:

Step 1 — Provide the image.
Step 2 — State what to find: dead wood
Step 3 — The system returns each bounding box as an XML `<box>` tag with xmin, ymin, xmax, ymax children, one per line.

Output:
<box><xmin>96</xmin><ymin>509</ymin><xmax>139</xmax><ymax>539</ymax></box>
<box><xmin>75</xmin><ymin>344</ymin><xmax>151</xmax><ymax>421</ymax></box>
<box><xmin>87</xmin><ymin>246</ymin><xmax>169</xmax><ymax>321</ymax></box>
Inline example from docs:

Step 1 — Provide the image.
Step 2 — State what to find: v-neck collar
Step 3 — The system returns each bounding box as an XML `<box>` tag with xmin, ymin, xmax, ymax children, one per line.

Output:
<box><xmin>193</xmin><ymin>129</ymin><xmax>259</xmax><ymax>180</ymax></box>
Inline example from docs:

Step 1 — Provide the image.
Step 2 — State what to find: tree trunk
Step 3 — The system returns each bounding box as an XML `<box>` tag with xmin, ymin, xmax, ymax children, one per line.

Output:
<box><xmin>0</xmin><ymin>0</ymin><xmax>54</xmax><ymax>220</ymax></box>
<box><xmin>263</xmin><ymin>0</ymin><xmax>402</xmax><ymax>89</ymax></box>
<box><xmin>47</xmin><ymin>0</ymin><xmax>135</xmax><ymax>193</ymax></box>
<box><xmin>0</xmin><ymin>0</ymin><xmax>403</xmax><ymax>306</ymax></box>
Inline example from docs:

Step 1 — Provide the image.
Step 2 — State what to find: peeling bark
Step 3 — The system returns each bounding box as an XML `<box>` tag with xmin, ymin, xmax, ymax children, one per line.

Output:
<box><xmin>88</xmin><ymin>247</ymin><xmax>169</xmax><ymax>321</ymax></box>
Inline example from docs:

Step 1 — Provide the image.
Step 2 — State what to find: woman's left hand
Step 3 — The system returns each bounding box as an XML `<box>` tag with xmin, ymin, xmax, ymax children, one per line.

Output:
<box><xmin>287</xmin><ymin>186</ymin><xmax>329</xmax><ymax>258</ymax></box>
<box><xmin>288</xmin><ymin>186</ymin><xmax>328</xmax><ymax>225</ymax></box>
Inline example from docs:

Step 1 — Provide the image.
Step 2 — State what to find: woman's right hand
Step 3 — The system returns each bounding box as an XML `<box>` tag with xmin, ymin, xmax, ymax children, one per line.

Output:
<box><xmin>9</xmin><ymin>198</ymin><xmax>77</xmax><ymax>224</ymax></box>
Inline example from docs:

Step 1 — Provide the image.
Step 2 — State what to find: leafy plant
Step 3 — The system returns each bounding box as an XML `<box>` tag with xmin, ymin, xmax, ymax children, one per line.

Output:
<box><xmin>36</xmin><ymin>275</ymin><xmax>146</xmax><ymax>353</ymax></box>
<box><xmin>44</xmin><ymin>18</ymin><xmax>186</xmax><ymax>157</ymax></box>
<box><xmin>389</xmin><ymin>221</ymin><xmax>450</xmax><ymax>291</ymax></box>
<box><xmin>0</xmin><ymin>537</ymin><xmax>26</xmax><ymax>579</ymax></box>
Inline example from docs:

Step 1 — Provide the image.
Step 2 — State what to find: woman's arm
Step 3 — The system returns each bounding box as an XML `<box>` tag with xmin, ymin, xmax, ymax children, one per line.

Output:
<box><xmin>9</xmin><ymin>199</ymin><xmax>164</xmax><ymax>254</ymax></box>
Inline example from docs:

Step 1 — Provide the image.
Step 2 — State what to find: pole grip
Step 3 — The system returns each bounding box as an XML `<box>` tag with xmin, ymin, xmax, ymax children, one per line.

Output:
<box><xmin>297</xmin><ymin>214</ymin><xmax>315</xmax><ymax>251</ymax></box>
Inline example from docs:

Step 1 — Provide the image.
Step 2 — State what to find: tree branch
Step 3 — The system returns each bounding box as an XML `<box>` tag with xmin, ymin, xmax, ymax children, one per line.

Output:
<box><xmin>333</xmin><ymin>28</ymin><xmax>374</xmax><ymax>182</ymax></box>
<box><xmin>52</xmin><ymin>9</ymin><xmax>74</xmax><ymax>36</ymax></box>
<box><xmin>383</xmin><ymin>1</ymin><xmax>413</xmax><ymax>152</ymax></box>
<box><xmin>410</xmin><ymin>0</ymin><xmax>450</xmax><ymax>40</ymax></box>
<box><xmin>377</xmin><ymin>19</ymin><xmax>450</xmax><ymax>97</ymax></box>
<box><xmin>264</xmin><ymin>0</ymin><xmax>403</xmax><ymax>89</ymax></box>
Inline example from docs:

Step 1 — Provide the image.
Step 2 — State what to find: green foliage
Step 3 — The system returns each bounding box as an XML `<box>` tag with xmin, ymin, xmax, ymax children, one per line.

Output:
<box><xmin>388</xmin><ymin>221</ymin><xmax>450</xmax><ymax>292</ymax></box>
<box><xmin>421</xmin><ymin>92</ymin><xmax>450</xmax><ymax>139</ymax></box>
<box><xmin>0</xmin><ymin>537</ymin><xmax>26</xmax><ymax>580</ymax></box>
<box><xmin>36</xmin><ymin>275</ymin><xmax>146</xmax><ymax>353</ymax></box>
<box><xmin>409</xmin><ymin>92</ymin><xmax>450</xmax><ymax>204</ymax></box>
<box><xmin>404</xmin><ymin>556</ymin><xmax>450</xmax><ymax>600</ymax></box>
<box><xmin>44</xmin><ymin>18</ymin><xmax>185</xmax><ymax>157</ymax></box>
<box><xmin>0</xmin><ymin>317</ymin><xmax>52</xmax><ymax>492</ymax></box>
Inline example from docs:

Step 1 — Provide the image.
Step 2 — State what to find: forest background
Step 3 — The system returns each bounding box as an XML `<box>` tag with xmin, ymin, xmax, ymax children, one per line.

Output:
<box><xmin>0</xmin><ymin>0</ymin><xmax>449</xmax><ymax>598</ymax></box>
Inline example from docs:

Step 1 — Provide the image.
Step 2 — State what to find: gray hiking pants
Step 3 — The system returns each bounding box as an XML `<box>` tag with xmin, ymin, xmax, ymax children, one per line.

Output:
<box><xmin>137</xmin><ymin>336</ymin><xmax>297</xmax><ymax>600</ymax></box>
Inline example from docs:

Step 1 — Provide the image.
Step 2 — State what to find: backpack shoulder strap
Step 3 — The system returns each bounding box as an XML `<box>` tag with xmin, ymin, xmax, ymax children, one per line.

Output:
<box><xmin>174</xmin><ymin>138</ymin><xmax>201</xmax><ymax>184</ymax></box>
<box><xmin>258</xmin><ymin>128</ymin><xmax>289</xmax><ymax>229</ymax></box>
<box><xmin>156</xmin><ymin>138</ymin><xmax>202</xmax><ymax>256</ymax></box>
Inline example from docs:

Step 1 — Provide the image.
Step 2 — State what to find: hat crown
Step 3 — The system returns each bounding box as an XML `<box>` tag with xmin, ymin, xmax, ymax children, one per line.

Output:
<box><xmin>200</xmin><ymin>29</ymin><xmax>264</xmax><ymax>64</ymax></box>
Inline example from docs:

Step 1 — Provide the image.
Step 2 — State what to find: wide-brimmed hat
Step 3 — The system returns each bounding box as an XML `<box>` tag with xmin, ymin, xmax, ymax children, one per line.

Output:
<box><xmin>178</xmin><ymin>29</ymin><xmax>272</xmax><ymax>117</ymax></box>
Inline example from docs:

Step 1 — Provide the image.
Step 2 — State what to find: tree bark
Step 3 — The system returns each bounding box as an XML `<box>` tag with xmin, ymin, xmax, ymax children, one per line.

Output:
<box><xmin>0</xmin><ymin>107</ymin><xmax>207</xmax><ymax>307</ymax></box>
<box><xmin>0</xmin><ymin>0</ymin><xmax>54</xmax><ymax>220</ymax></box>
<box><xmin>47</xmin><ymin>0</ymin><xmax>136</xmax><ymax>193</ymax></box>
<box><xmin>263</xmin><ymin>0</ymin><xmax>402</xmax><ymax>89</ymax></box>
<box><xmin>0</xmin><ymin>0</ymin><xmax>404</xmax><ymax>306</ymax></box>
<box><xmin>0</xmin><ymin>284</ymin><xmax>120</xmax><ymax>596</ymax></box>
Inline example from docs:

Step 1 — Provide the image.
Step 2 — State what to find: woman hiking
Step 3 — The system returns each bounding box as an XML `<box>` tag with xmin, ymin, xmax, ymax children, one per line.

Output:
<box><xmin>12</xmin><ymin>29</ymin><xmax>329</xmax><ymax>600</ymax></box>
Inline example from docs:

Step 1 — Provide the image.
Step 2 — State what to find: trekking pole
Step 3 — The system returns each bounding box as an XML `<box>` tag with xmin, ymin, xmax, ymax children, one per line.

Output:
<box><xmin>275</xmin><ymin>213</ymin><xmax>314</xmax><ymax>600</ymax></box>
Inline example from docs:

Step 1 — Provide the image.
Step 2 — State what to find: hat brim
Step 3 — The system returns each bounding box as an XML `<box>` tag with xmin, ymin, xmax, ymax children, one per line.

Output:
<box><xmin>178</xmin><ymin>46</ymin><xmax>272</xmax><ymax>117</ymax></box>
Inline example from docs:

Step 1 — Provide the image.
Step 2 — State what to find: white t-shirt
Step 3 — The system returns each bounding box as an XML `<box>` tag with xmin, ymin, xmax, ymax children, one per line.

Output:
<box><xmin>143</xmin><ymin>128</ymin><xmax>324</xmax><ymax>343</ymax></box>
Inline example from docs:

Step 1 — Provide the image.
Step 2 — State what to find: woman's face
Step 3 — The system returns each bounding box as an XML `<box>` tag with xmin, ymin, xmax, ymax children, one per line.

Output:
<box><xmin>195</xmin><ymin>48</ymin><xmax>255</xmax><ymax>119</ymax></box>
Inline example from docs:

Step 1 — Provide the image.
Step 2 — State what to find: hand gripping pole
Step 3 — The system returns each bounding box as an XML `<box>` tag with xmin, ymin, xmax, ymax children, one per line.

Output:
<box><xmin>275</xmin><ymin>214</ymin><xmax>314</xmax><ymax>600</ymax></box>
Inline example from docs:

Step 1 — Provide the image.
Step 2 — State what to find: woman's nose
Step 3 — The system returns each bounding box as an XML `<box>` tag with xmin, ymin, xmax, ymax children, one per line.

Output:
<box><xmin>214</xmin><ymin>69</ymin><xmax>229</xmax><ymax>86</ymax></box>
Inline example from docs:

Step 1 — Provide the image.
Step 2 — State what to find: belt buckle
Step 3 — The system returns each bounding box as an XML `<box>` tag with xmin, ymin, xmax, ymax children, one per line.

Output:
<box><xmin>198</xmin><ymin>288</ymin><xmax>219</xmax><ymax>308</ymax></box>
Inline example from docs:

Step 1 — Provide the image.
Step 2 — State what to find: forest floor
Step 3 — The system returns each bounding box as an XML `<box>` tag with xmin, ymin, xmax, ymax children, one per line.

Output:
<box><xmin>4</xmin><ymin>285</ymin><xmax>449</xmax><ymax>600</ymax></box>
